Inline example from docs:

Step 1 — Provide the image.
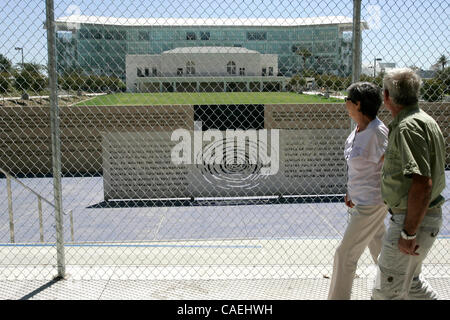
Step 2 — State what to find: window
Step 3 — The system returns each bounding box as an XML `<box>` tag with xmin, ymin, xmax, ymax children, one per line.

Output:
<box><xmin>138</xmin><ymin>31</ymin><xmax>149</xmax><ymax>41</ymax></box>
<box><xmin>152</xmin><ymin>67</ymin><xmax>158</xmax><ymax>76</ymax></box>
<box><xmin>177</xmin><ymin>68</ymin><xmax>183</xmax><ymax>75</ymax></box>
<box><xmin>137</xmin><ymin>68</ymin><xmax>143</xmax><ymax>77</ymax></box>
<box><xmin>239</xmin><ymin>68</ymin><xmax>246</xmax><ymax>76</ymax></box>
<box><xmin>79</xmin><ymin>29</ymin><xmax>95</xmax><ymax>39</ymax></box>
<box><xmin>262</xmin><ymin>68</ymin><xmax>267</xmax><ymax>76</ymax></box>
<box><xmin>186</xmin><ymin>32</ymin><xmax>197</xmax><ymax>40</ymax></box>
<box><xmin>268</xmin><ymin>67</ymin><xmax>273</xmax><ymax>76</ymax></box>
<box><xmin>247</xmin><ymin>31</ymin><xmax>266</xmax><ymax>41</ymax></box>
<box><xmin>200</xmin><ymin>31</ymin><xmax>210</xmax><ymax>40</ymax></box>
<box><xmin>92</xmin><ymin>29</ymin><xmax>103</xmax><ymax>39</ymax></box>
<box><xmin>314</xmin><ymin>28</ymin><xmax>336</xmax><ymax>41</ymax></box>
<box><xmin>227</xmin><ymin>61</ymin><xmax>236</xmax><ymax>75</ymax></box>
<box><xmin>186</xmin><ymin>61</ymin><xmax>195</xmax><ymax>75</ymax></box>
<box><xmin>104</xmin><ymin>31</ymin><xmax>113</xmax><ymax>40</ymax></box>
<box><xmin>292</xmin><ymin>44</ymin><xmax>312</xmax><ymax>54</ymax></box>
<box><xmin>104</xmin><ymin>30</ymin><xmax>127</xmax><ymax>41</ymax></box>
<box><xmin>223</xmin><ymin>30</ymin><xmax>244</xmax><ymax>41</ymax></box>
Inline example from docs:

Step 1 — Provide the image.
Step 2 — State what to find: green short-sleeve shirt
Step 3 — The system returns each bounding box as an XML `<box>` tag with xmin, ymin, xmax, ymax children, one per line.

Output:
<box><xmin>381</xmin><ymin>104</ymin><xmax>446</xmax><ymax>210</ymax></box>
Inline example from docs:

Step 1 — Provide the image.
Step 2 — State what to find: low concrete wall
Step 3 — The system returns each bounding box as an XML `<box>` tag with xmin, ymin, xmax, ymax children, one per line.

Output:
<box><xmin>0</xmin><ymin>105</ymin><xmax>193</xmax><ymax>176</ymax></box>
<box><xmin>0</xmin><ymin>102</ymin><xmax>448</xmax><ymax>176</ymax></box>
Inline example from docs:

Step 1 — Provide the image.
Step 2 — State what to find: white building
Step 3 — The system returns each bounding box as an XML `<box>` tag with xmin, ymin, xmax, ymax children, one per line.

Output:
<box><xmin>361</xmin><ymin>61</ymin><xmax>396</xmax><ymax>77</ymax></box>
<box><xmin>379</xmin><ymin>62</ymin><xmax>396</xmax><ymax>74</ymax></box>
<box><xmin>126</xmin><ymin>47</ymin><xmax>284</xmax><ymax>92</ymax></box>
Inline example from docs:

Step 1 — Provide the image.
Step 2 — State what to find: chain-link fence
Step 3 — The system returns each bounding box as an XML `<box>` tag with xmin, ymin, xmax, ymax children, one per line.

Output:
<box><xmin>0</xmin><ymin>0</ymin><xmax>449</xmax><ymax>299</ymax></box>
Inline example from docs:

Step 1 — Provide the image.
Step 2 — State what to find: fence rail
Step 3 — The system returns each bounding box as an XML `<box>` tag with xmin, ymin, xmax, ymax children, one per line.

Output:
<box><xmin>0</xmin><ymin>167</ymin><xmax>75</xmax><ymax>244</ymax></box>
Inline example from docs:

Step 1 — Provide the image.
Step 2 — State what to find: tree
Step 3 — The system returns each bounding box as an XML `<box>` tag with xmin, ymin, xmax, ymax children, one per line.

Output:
<box><xmin>0</xmin><ymin>73</ymin><xmax>10</xmax><ymax>93</ymax></box>
<box><xmin>14</xmin><ymin>71</ymin><xmax>47</xmax><ymax>92</ymax></box>
<box><xmin>14</xmin><ymin>63</ymin><xmax>48</xmax><ymax>93</ymax></box>
<box><xmin>359</xmin><ymin>74</ymin><xmax>384</xmax><ymax>88</ymax></box>
<box><xmin>0</xmin><ymin>54</ymin><xmax>12</xmax><ymax>73</ymax></box>
<box><xmin>422</xmin><ymin>79</ymin><xmax>443</xmax><ymax>102</ymax></box>
<box><xmin>332</xmin><ymin>76</ymin><xmax>343</xmax><ymax>91</ymax></box>
<box><xmin>437</xmin><ymin>55</ymin><xmax>448</xmax><ymax>71</ymax></box>
<box><xmin>288</xmin><ymin>74</ymin><xmax>306</xmax><ymax>92</ymax></box>
<box><xmin>301</xmin><ymin>68</ymin><xmax>316</xmax><ymax>78</ymax></box>
<box><xmin>21</xmin><ymin>62</ymin><xmax>45</xmax><ymax>74</ymax></box>
<box><xmin>59</xmin><ymin>72</ymin><xmax>126</xmax><ymax>93</ymax></box>
<box><xmin>374</xmin><ymin>72</ymin><xmax>385</xmax><ymax>88</ymax></box>
<box><xmin>296</xmin><ymin>48</ymin><xmax>312</xmax><ymax>69</ymax></box>
<box><xmin>435</xmin><ymin>67</ymin><xmax>450</xmax><ymax>94</ymax></box>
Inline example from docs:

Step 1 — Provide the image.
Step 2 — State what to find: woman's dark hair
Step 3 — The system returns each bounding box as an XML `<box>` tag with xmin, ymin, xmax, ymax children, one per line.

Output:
<box><xmin>347</xmin><ymin>82</ymin><xmax>382</xmax><ymax>120</ymax></box>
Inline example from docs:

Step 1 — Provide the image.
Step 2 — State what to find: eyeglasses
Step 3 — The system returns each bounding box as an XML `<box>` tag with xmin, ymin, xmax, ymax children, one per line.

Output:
<box><xmin>345</xmin><ymin>97</ymin><xmax>355</xmax><ymax>103</ymax></box>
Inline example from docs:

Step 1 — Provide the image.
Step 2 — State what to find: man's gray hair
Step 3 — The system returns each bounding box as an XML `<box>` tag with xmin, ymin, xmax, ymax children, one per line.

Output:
<box><xmin>383</xmin><ymin>68</ymin><xmax>422</xmax><ymax>106</ymax></box>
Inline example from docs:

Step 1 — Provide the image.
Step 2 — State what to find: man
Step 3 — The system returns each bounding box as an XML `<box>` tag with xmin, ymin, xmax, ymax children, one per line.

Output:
<box><xmin>372</xmin><ymin>68</ymin><xmax>446</xmax><ymax>300</ymax></box>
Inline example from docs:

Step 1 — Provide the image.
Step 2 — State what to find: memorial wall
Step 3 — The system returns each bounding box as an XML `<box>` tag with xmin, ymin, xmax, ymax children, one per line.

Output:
<box><xmin>101</xmin><ymin>104</ymin><xmax>349</xmax><ymax>199</ymax></box>
<box><xmin>1</xmin><ymin>103</ymin><xmax>449</xmax><ymax>199</ymax></box>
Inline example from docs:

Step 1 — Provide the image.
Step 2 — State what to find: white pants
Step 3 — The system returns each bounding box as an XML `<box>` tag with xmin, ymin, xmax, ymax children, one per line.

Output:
<box><xmin>372</xmin><ymin>210</ymin><xmax>442</xmax><ymax>300</ymax></box>
<box><xmin>328</xmin><ymin>204</ymin><xmax>388</xmax><ymax>300</ymax></box>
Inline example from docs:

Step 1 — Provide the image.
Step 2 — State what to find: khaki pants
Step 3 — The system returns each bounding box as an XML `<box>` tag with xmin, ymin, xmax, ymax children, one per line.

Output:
<box><xmin>328</xmin><ymin>204</ymin><xmax>388</xmax><ymax>300</ymax></box>
<box><xmin>371</xmin><ymin>210</ymin><xmax>442</xmax><ymax>300</ymax></box>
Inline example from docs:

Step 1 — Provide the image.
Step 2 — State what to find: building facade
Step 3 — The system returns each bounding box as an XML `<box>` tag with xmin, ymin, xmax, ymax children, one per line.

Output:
<box><xmin>54</xmin><ymin>16</ymin><xmax>368</xmax><ymax>81</ymax></box>
<box><xmin>127</xmin><ymin>47</ymin><xmax>281</xmax><ymax>92</ymax></box>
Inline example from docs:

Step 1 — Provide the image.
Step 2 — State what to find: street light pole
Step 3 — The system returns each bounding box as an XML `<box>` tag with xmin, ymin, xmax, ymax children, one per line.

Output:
<box><xmin>14</xmin><ymin>47</ymin><xmax>24</xmax><ymax>68</ymax></box>
<box><xmin>14</xmin><ymin>46</ymin><xmax>28</xmax><ymax>99</ymax></box>
<box><xmin>374</xmin><ymin>58</ymin><xmax>382</xmax><ymax>78</ymax></box>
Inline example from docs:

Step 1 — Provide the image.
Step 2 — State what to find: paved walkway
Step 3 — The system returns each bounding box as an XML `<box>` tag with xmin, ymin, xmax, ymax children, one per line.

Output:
<box><xmin>1</xmin><ymin>93</ymin><xmax>106</xmax><ymax>101</ymax></box>
<box><xmin>1</xmin><ymin>239</ymin><xmax>449</xmax><ymax>299</ymax></box>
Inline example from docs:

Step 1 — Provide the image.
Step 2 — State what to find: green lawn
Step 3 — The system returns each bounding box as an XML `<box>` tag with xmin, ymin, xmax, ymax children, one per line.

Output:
<box><xmin>76</xmin><ymin>92</ymin><xmax>344</xmax><ymax>106</ymax></box>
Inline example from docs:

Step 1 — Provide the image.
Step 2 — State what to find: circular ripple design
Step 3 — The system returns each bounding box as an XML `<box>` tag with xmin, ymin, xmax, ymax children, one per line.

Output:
<box><xmin>195</xmin><ymin>138</ymin><xmax>273</xmax><ymax>190</ymax></box>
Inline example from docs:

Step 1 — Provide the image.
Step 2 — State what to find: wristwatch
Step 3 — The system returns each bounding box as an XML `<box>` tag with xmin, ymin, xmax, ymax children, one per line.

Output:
<box><xmin>401</xmin><ymin>229</ymin><xmax>417</xmax><ymax>240</ymax></box>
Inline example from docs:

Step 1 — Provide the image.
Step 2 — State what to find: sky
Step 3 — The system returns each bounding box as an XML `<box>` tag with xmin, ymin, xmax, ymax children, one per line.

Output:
<box><xmin>0</xmin><ymin>0</ymin><xmax>448</xmax><ymax>71</ymax></box>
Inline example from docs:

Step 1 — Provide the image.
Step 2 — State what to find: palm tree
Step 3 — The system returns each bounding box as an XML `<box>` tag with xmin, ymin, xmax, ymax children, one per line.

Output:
<box><xmin>437</xmin><ymin>55</ymin><xmax>448</xmax><ymax>71</ymax></box>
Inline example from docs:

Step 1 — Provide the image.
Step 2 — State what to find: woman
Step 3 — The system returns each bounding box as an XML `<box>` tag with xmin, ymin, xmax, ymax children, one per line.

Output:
<box><xmin>328</xmin><ymin>82</ymin><xmax>389</xmax><ymax>300</ymax></box>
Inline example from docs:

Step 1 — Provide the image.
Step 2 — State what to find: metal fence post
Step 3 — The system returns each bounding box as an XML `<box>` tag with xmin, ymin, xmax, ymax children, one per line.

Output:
<box><xmin>70</xmin><ymin>210</ymin><xmax>74</xmax><ymax>243</ymax></box>
<box><xmin>6</xmin><ymin>175</ymin><xmax>14</xmax><ymax>243</ymax></box>
<box><xmin>350</xmin><ymin>0</ymin><xmax>362</xmax><ymax>134</ymax></box>
<box><xmin>38</xmin><ymin>196</ymin><xmax>44</xmax><ymax>243</ymax></box>
<box><xmin>345</xmin><ymin>0</ymin><xmax>363</xmax><ymax>209</ymax></box>
<box><xmin>46</xmin><ymin>0</ymin><xmax>66</xmax><ymax>279</ymax></box>
<box><xmin>352</xmin><ymin>0</ymin><xmax>362</xmax><ymax>84</ymax></box>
